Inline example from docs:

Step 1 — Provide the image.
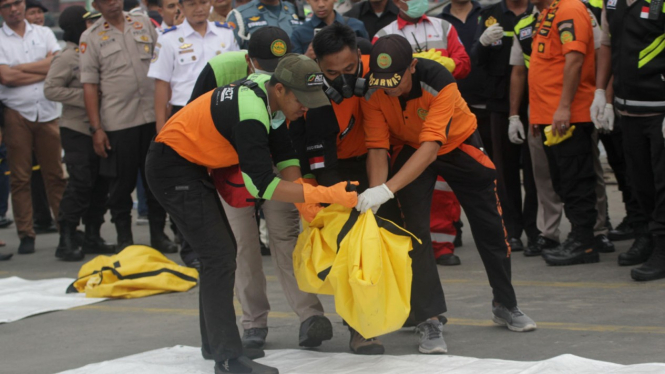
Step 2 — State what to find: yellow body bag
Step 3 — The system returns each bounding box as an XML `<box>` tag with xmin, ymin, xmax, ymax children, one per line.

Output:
<box><xmin>293</xmin><ymin>205</ymin><xmax>419</xmax><ymax>338</ymax></box>
<box><xmin>67</xmin><ymin>245</ymin><xmax>199</xmax><ymax>298</ymax></box>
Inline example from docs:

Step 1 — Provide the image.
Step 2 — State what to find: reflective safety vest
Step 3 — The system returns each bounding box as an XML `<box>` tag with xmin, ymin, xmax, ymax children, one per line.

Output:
<box><xmin>606</xmin><ymin>0</ymin><xmax>665</xmax><ymax>113</ymax></box>
<box><xmin>513</xmin><ymin>13</ymin><xmax>537</xmax><ymax>69</ymax></box>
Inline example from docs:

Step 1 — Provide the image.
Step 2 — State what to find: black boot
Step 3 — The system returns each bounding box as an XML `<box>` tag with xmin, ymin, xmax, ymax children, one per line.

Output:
<box><xmin>631</xmin><ymin>238</ymin><xmax>665</xmax><ymax>282</ymax></box>
<box><xmin>55</xmin><ymin>224</ymin><xmax>84</xmax><ymax>261</ymax></box>
<box><xmin>83</xmin><ymin>223</ymin><xmax>117</xmax><ymax>254</ymax></box>
<box><xmin>453</xmin><ymin>220</ymin><xmax>463</xmax><ymax>248</ymax></box>
<box><xmin>525</xmin><ymin>235</ymin><xmax>559</xmax><ymax>257</ymax></box>
<box><xmin>594</xmin><ymin>234</ymin><xmax>615</xmax><ymax>253</ymax></box>
<box><xmin>542</xmin><ymin>230</ymin><xmax>598</xmax><ymax>266</ymax></box>
<box><xmin>18</xmin><ymin>236</ymin><xmax>35</xmax><ymax>254</ymax></box>
<box><xmin>608</xmin><ymin>217</ymin><xmax>635</xmax><ymax>242</ymax></box>
<box><xmin>115</xmin><ymin>217</ymin><xmax>133</xmax><ymax>252</ymax></box>
<box><xmin>618</xmin><ymin>235</ymin><xmax>653</xmax><ymax>266</ymax></box>
<box><xmin>149</xmin><ymin>218</ymin><xmax>178</xmax><ymax>254</ymax></box>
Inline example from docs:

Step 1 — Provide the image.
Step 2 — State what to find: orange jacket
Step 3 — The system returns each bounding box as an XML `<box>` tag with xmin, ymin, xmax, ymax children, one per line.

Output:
<box><xmin>362</xmin><ymin>58</ymin><xmax>477</xmax><ymax>156</ymax></box>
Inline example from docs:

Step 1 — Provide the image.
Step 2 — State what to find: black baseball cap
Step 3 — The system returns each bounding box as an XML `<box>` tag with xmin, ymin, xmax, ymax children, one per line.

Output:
<box><xmin>248</xmin><ymin>27</ymin><xmax>293</xmax><ymax>72</ymax></box>
<box><xmin>273</xmin><ymin>54</ymin><xmax>330</xmax><ymax>109</ymax></box>
<box><xmin>25</xmin><ymin>0</ymin><xmax>48</xmax><ymax>12</ymax></box>
<box><xmin>368</xmin><ymin>35</ymin><xmax>414</xmax><ymax>89</ymax></box>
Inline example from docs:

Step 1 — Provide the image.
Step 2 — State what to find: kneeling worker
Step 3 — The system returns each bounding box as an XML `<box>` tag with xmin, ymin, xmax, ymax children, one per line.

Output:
<box><xmin>145</xmin><ymin>55</ymin><xmax>358</xmax><ymax>374</ymax></box>
<box><xmin>358</xmin><ymin>35</ymin><xmax>536</xmax><ymax>353</ymax></box>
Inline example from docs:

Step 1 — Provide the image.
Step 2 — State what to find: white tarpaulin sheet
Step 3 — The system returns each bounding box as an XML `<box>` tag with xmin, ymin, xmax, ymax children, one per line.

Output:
<box><xmin>0</xmin><ymin>276</ymin><xmax>106</xmax><ymax>323</ymax></box>
<box><xmin>57</xmin><ymin>345</ymin><xmax>665</xmax><ymax>374</ymax></box>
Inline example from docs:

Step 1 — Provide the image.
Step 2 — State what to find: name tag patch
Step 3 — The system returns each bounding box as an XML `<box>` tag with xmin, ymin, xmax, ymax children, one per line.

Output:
<box><xmin>519</xmin><ymin>27</ymin><xmax>532</xmax><ymax>40</ymax></box>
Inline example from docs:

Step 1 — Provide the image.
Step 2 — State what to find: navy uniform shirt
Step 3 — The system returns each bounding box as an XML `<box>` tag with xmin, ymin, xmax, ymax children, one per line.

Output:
<box><xmin>291</xmin><ymin>11</ymin><xmax>368</xmax><ymax>53</ymax></box>
<box><xmin>226</xmin><ymin>0</ymin><xmax>302</xmax><ymax>48</ymax></box>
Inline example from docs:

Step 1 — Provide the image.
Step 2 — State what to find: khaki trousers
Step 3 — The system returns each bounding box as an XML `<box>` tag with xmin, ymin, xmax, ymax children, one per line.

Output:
<box><xmin>3</xmin><ymin>108</ymin><xmax>66</xmax><ymax>238</ymax></box>
<box><xmin>528</xmin><ymin>128</ymin><xmax>607</xmax><ymax>242</ymax></box>
<box><xmin>221</xmin><ymin>198</ymin><xmax>324</xmax><ymax>330</ymax></box>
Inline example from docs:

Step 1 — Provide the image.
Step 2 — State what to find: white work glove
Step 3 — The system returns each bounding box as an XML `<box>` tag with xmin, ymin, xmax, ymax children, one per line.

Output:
<box><xmin>590</xmin><ymin>89</ymin><xmax>607</xmax><ymax>130</ymax></box>
<box><xmin>480</xmin><ymin>24</ymin><xmax>504</xmax><ymax>46</ymax></box>
<box><xmin>356</xmin><ymin>184</ymin><xmax>394</xmax><ymax>214</ymax></box>
<box><xmin>508</xmin><ymin>115</ymin><xmax>525</xmax><ymax>144</ymax></box>
<box><xmin>602</xmin><ymin>103</ymin><xmax>615</xmax><ymax>132</ymax></box>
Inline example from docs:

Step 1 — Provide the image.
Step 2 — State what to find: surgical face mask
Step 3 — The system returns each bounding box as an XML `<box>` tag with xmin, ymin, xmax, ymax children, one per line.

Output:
<box><xmin>400</xmin><ymin>0</ymin><xmax>428</xmax><ymax>19</ymax></box>
<box><xmin>271</xmin><ymin>110</ymin><xmax>286</xmax><ymax>129</ymax></box>
<box><xmin>250</xmin><ymin>58</ymin><xmax>273</xmax><ymax>76</ymax></box>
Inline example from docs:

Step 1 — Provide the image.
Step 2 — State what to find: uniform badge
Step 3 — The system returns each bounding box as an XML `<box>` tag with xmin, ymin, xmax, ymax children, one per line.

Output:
<box><xmin>140</xmin><ymin>35</ymin><xmax>149</xmax><ymax>42</ymax></box>
<box><xmin>126</xmin><ymin>15</ymin><xmax>132</xmax><ymax>23</ymax></box>
<box><xmin>607</xmin><ymin>0</ymin><xmax>617</xmax><ymax>8</ymax></box>
<box><xmin>103</xmin><ymin>22</ymin><xmax>110</xmax><ymax>29</ymax></box>
<box><xmin>80</xmin><ymin>42</ymin><xmax>87</xmax><ymax>53</ymax></box>
<box><xmin>75</xmin><ymin>47</ymin><xmax>79</xmax><ymax>53</ymax></box>
<box><xmin>180</xmin><ymin>43</ymin><xmax>193</xmax><ymax>49</ymax></box>
<box><xmin>228</xmin><ymin>21</ymin><xmax>237</xmax><ymax>29</ymax></box>
<box><xmin>560</xmin><ymin>31</ymin><xmax>573</xmax><ymax>43</ymax></box>
<box><xmin>192</xmin><ymin>56</ymin><xmax>197</xmax><ymax>61</ymax></box>
<box><xmin>102</xmin><ymin>35</ymin><xmax>109</xmax><ymax>41</ymax></box>
<box><xmin>283</xmin><ymin>5</ymin><xmax>288</xmax><ymax>10</ymax></box>
<box><xmin>221</xmin><ymin>42</ymin><xmax>226</xmax><ymax>48</ymax></box>
<box><xmin>270</xmin><ymin>39</ymin><xmax>287</xmax><ymax>56</ymax></box>
<box><xmin>292</xmin><ymin>14</ymin><xmax>298</xmax><ymax>19</ymax></box>
<box><xmin>133</xmin><ymin>22</ymin><xmax>143</xmax><ymax>30</ymax></box>
<box><xmin>98</xmin><ymin>31</ymin><xmax>107</xmax><ymax>36</ymax></box>
<box><xmin>144</xmin><ymin>44</ymin><xmax>150</xmax><ymax>53</ymax></box>
<box><xmin>216</xmin><ymin>50</ymin><xmax>221</xmax><ymax>55</ymax></box>
<box><xmin>377</xmin><ymin>53</ymin><xmax>392</xmax><ymax>69</ymax></box>
<box><xmin>538</xmin><ymin>42</ymin><xmax>545</xmax><ymax>53</ymax></box>
<box><xmin>485</xmin><ymin>16</ymin><xmax>497</xmax><ymax>27</ymax></box>
<box><xmin>557</xmin><ymin>19</ymin><xmax>576</xmax><ymax>44</ymax></box>
<box><xmin>258</xmin><ymin>5</ymin><xmax>264</xmax><ymax>9</ymax></box>
<box><xmin>179</xmin><ymin>37</ymin><xmax>184</xmax><ymax>42</ymax></box>
<box><xmin>417</xmin><ymin>108</ymin><xmax>429</xmax><ymax>120</ymax></box>
<box><xmin>306</xmin><ymin>73</ymin><xmax>324</xmax><ymax>86</ymax></box>
<box><xmin>519</xmin><ymin>26</ymin><xmax>532</xmax><ymax>40</ymax></box>
<box><xmin>249</xmin><ymin>16</ymin><xmax>261</xmax><ymax>21</ymax></box>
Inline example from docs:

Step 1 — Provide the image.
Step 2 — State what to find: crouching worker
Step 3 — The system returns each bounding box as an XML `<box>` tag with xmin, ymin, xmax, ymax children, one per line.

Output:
<box><xmin>358</xmin><ymin>35</ymin><xmax>537</xmax><ymax>354</ymax></box>
<box><xmin>145</xmin><ymin>54</ymin><xmax>358</xmax><ymax>374</ymax></box>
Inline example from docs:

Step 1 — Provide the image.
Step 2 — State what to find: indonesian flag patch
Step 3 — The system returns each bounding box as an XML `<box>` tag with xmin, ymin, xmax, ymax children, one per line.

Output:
<box><xmin>309</xmin><ymin>156</ymin><xmax>325</xmax><ymax>170</ymax></box>
<box><xmin>641</xmin><ymin>6</ymin><xmax>650</xmax><ymax>18</ymax></box>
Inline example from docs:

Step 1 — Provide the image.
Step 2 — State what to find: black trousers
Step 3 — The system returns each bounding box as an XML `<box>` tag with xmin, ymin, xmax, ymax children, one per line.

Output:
<box><xmin>394</xmin><ymin>132</ymin><xmax>517</xmax><ymax>321</ymax></box>
<box><xmin>471</xmin><ymin>107</ymin><xmax>493</xmax><ymax>160</ymax></box>
<box><xmin>58</xmin><ymin>128</ymin><xmax>109</xmax><ymax>227</ymax></box>
<box><xmin>490</xmin><ymin>112</ymin><xmax>539</xmax><ymax>241</ymax></box>
<box><xmin>31</xmin><ymin>154</ymin><xmax>54</xmax><ymax>226</ymax></box>
<box><xmin>542</xmin><ymin>123</ymin><xmax>598</xmax><ymax>239</ymax></box>
<box><xmin>146</xmin><ymin>141</ymin><xmax>241</xmax><ymax>362</ymax></box>
<box><xmin>598</xmin><ymin>130</ymin><xmax>647</xmax><ymax>229</ymax></box>
<box><xmin>620</xmin><ymin>114</ymin><xmax>665</xmax><ymax>237</ymax></box>
<box><xmin>102</xmin><ymin>123</ymin><xmax>166</xmax><ymax>227</ymax></box>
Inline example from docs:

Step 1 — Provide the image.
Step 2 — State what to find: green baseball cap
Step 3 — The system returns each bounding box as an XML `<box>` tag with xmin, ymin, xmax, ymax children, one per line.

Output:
<box><xmin>273</xmin><ymin>54</ymin><xmax>330</xmax><ymax>109</ymax></box>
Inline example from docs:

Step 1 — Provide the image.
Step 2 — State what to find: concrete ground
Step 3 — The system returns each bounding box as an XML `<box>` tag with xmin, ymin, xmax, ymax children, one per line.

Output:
<box><xmin>1</xmin><ymin>185</ymin><xmax>664</xmax><ymax>374</ymax></box>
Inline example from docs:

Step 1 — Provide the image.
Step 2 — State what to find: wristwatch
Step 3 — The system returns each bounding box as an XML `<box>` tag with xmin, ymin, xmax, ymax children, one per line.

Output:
<box><xmin>89</xmin><ymin>126</ymin><xmax>100</xmax><ymax>135</ymax></box>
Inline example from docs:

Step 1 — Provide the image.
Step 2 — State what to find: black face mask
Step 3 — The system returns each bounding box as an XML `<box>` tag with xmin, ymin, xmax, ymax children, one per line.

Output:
<box><xmin>324</xmin><ymin>62</ymin><xmax>367</xmax><ymax>104</ymax></box>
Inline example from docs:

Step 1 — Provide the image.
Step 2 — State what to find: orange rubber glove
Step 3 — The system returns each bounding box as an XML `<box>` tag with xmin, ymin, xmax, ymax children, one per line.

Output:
<box><xmin>303</xmin><ymin>181</ymin><xmax>359</xmax><ymax>208</ymax></box>
<box><xmin>293</xmin><ymin>178</ymin><xmax>324</xmax><ymax>222</ymax></box>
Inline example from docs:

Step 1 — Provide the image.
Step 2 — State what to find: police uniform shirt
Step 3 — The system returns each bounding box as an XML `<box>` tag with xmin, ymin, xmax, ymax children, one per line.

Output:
<box><xmin>0</xmin><ymin>20</ymin><xmax>61</xmax><ymax>122</ymax></box>
<box><xmin>226</xmin><ymin>0</ymin><xmax>302</xmax><ymax>47</ymax></box>
<box><xmin>148</xmin><ymin>20</ymin><xmax>239</xmax><ymax>107</ymax></box>
<box><xmin>79</xmin><ymin>12</ymin><xmax>158</xmax><ymax>131</ymax></box>
<box><xmin>44</xmin><ymin>41</ymin><xmax>89</xmax><ymax>135</ymax></box>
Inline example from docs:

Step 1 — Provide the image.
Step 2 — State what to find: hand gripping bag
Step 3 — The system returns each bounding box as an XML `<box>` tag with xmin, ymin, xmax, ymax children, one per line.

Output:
<box><xmin>293</xmin><ymin>205</ymin><xmax>419</xmax><ymax>338</ymax></box>
<box><xmin>67</xmin><ymin>245</ymin><xmax>199</xmax><ymax>298</ymax></box>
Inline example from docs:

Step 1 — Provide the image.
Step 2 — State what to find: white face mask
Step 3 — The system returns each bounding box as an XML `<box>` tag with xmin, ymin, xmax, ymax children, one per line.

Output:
<box><xmin>271</xmin><ymin>110</ymin><xmax>286</xmax><ymax>129</ymax></box>
<box><xmin>250</xmin><ymin>58</ymin><xmax>273</xmax><ymax>76</ymax></box>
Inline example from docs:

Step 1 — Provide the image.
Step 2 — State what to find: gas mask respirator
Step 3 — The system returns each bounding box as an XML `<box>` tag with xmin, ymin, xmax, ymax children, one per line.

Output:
<box><xmin>324</xmin><ymin>63</ymin><xmax>367</xmax><ymax>104</ymax></box>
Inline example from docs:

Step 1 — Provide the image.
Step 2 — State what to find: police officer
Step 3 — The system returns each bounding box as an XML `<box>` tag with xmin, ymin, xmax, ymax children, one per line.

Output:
<box><xmin>148</xmin><ymin>0</ymin><xmax>238</xmax><ymax>131</ymax></box>
<box><xmin>44</xmin><ymin>5</ymin><xmax>116</xmax><ymax>261</ymax></box>
<box><xmin>146</xmin><ymin>55</ymin><xmax>357</xmax><ymax>374</ymax></box>
<box><xmin>80</xmin><ymin>0</ymin><xmax>177</xmax><ymax>253</ymax></box>
<box><xmin>83</xmin><ymin>10</ymin><xmax>102</xmax><ymax>28</ymax></box>
<box><xmin>226</xmin><ymin>0</ymin><xmax>302</xmax><ymax>48</ymax></box>
<box><xmin>595</xmin><ymin>0</ymin><xmax>665</xmax><ymax>281</ymax></box>
<box><xmin>189</xmin><ymin>27</ymin><xmax>333</xmax><ymax>351</ymax></box>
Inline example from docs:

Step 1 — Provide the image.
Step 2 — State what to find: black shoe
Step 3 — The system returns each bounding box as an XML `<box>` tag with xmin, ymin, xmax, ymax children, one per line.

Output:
<box><xmin>453</xmin><ymin>221</ymin><xmax>463</xmax><ymax>248</ymax></box>
<box><xmin>608</xmin><ymin>217</ymin><xmax>636</xmax><ymax>242</ymax></box>
<box><xmin>631</xmin><ymin>246</ymin><xmax>665</xmax><ymax>282</ymax></box>
<box><xmin>186</xmin><ymin>258</ymin><xmax>201</xmax><ymax>271</ymax></box>
<box><xmin>509</xmin><ymin>237</ymin><xmax>524</xmax><ymax>252</ymax></box>
<box><xmin>524</xmin><ymin>236</ymin><xmax>558</xmax><ymax>257</ymax></box>
<box><xmin>594</xmin><ymin>234</ymin><xmax>615</xmax><ymax>253</ymax></box>
<box><xmin>618</xmin><ymin>235</ymin><xmax>653</xmax><ymax>266</ymax></box>
<box><xmin>214</xmin><ymin>356</ymin><xmax>278</xmax><ymax>374</ymax></box>
<box><xmin>299</xmin><ymin>315</ymin><xmax>333</xmax><ymax>348</ymax></box>
<box><xmin>202</xmin><ymin>348</ymin><xmax>265</xmax><ymax>361</ymax></box>
<box><xmin>0</xmin><ymin>215</ymin><xmax>13</xmax><ymax>228</ymax></box>
<box><xmin>115</xmin><ymin>218</ymin><xmax>133</xmax><ymax>252</ymax></box>
<box><xmin>55</xmin><ymin>225</ymin><xmax>84</xmax><ymax>262</ymax></box>
<box><xmin>73</xmin><ymin>230</ymin><xmax>85</xmax><ymax>248</ymax></box>
<box><xmin>242</xmin><ymin>328</ymin><xmax>268</xmax><ymax>349</ymax></box>
<box><xmin>34</xmin><ymin>222</ymin><xmax>58</xmax><ymax>234</ymax></box>
<box><xmin>151</xmin><ymin>232</ymin><xmax>178</xmax><ymax>253</ymax></box>
<box><xmin>260</xmin><ymin>242</ymin><xmax>270</xmax><ymax>256</ymax></box>
<box><xmin>82</xmin><ymin>224</ymin><xmax>117</xmax><ymax>254</ymax></box>
<box><xmin>436</xmin><ymin>253</ymin><xmax>461</xmax><ymax>266</ymax></box>
<box><xmin>18</xmin><ymin>237</ymin><xmax>35</xmax><ymax>254</ymax></box>
<box><xmin>0</xmin><ymin>252</ymin><xmax>12</xmax><ymax>261</ymax></box>
<box><xmin>542</xmin><ymin>235</ymin><xmax>598</xmax><ymax>266</ymax></box>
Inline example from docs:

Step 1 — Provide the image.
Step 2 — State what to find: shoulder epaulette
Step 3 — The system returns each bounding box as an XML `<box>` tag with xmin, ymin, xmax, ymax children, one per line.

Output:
<box><xmin>163</xmin><ymin>25</ymin><xmax>177</xmax><ymax>34</ymax></box>
<box><xmin>215</xmin><ymin>21</ymin><xmax>231</xmax><ymax>29</ymax></box>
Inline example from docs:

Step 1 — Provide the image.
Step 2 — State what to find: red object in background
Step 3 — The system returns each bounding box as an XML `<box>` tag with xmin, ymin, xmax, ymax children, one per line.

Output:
<box><xmin>430</xmin><ymin>176</ymin><xmax>461</xmax><ymax>258</ymax></box>
<box><xmin>210</xmin><ymin>165</ymin><xmax>255</xmax><ymax>208</ymax></box>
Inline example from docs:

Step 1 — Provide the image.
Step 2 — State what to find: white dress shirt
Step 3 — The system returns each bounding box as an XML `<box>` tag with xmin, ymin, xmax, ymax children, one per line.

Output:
<box><xmin>148</xmin><ymin>19</ymin><xmax>239</xmax><ymax>106</ymax></box>
<box><xmin>0</xmin><ymin>20</ymin><xmax>61</xmax><ymax>122</ymax></box>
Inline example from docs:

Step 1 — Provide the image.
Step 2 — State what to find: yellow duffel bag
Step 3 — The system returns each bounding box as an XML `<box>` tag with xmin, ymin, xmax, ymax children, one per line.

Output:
<box><xmin>293</xmin><ymin>205</ymin><xmax>419</xmax><ymax>339</ymax></box>
<box><xmin>67</xmin><ymin>245</ymin><xmax>199</xmax><ymax>299</ymax></box>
